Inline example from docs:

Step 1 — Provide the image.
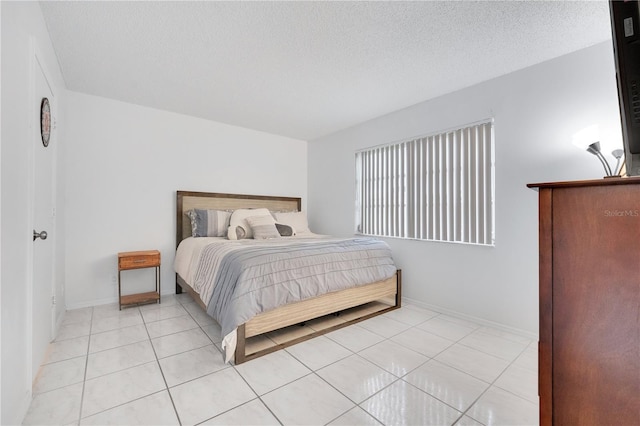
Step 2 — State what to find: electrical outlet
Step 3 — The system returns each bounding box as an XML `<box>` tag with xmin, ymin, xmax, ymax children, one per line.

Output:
<box><xmin>111</xmin><ymin>275</ymin><xmax>117</xmax><ymax>284</ymax></box>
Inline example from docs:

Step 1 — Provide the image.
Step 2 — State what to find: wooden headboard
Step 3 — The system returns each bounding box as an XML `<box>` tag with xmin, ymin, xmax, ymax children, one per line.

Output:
<box><xmin>176</xmin><ymin>191</ymin><xmax>302</xmax><ymax>247</ymax></box>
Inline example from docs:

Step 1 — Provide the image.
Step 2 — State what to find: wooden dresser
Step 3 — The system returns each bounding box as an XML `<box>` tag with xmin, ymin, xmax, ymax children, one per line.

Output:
<box><xmin>528</xmin><ymin>178</ymin><xmax>640</xmax><ymax>425</ymax></box>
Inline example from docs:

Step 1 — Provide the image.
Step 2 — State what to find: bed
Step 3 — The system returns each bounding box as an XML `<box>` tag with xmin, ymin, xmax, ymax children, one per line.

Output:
<box><xmin>174</xmin><ymin>190</ymin><xmax>401</xmax><ymax>364</ymax></box>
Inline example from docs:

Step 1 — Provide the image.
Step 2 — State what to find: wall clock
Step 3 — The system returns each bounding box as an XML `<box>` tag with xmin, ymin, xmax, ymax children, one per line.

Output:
<box><xmin>40</xmin><ymin>97</ymin><xmax>51</xmax><ymax>147</ymax></box>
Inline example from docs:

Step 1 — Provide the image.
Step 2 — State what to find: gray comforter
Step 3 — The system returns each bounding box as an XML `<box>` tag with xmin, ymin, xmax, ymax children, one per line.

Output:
<box><xmin>192</xmin><ymin>237</ymin><xmax>396</xmax><ymax>340</ymax></box>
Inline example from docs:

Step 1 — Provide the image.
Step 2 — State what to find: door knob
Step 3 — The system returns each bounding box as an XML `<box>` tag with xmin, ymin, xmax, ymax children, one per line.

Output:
<box><xmin>33</xmin><ymin>230</ymin><xmax>48</xmax><ymax>241</ymax></box>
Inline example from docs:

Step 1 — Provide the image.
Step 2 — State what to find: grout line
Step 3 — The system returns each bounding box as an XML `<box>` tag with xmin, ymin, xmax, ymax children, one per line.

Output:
<box><xmin>277</xmin><ymin>310</ymin><xmax>444</xmax><ymax>424</ymax></box>
<box><xmin>76</xmin><ymin>306</ymin><xmax>93</xmax><ymax>425</ymax></box>
<box><xmin>142</xmin><ymin>310</ymin><xmax>183</xmax><ymax>426</ymax></box>
<box><xmin>320</xmin><ymin>309</ymin><xmax>533</xmax><ymax>426</ymax></box>
<box><xmin>31</xmin><ymin>298</ymin><xmax>537</xmax><ymax>426</ymax></box>
<box><xmin>176</xmin><ymin>296</ymin><xmax>271</xmax><ymax>426</ymax></box>
<box><xmin>455</xmin><ymin>343</ymin><xmax>535</xmax><ymax>424</ymax></box>
<box><xmin>79</xmin><ymin>389</ymin><xmax>170</xmax><ymax>424</ymax></box>
<box><xmin>231</xmin><ymin>366</ymin><xmax>286</xmax><ymax>426</ymax></box>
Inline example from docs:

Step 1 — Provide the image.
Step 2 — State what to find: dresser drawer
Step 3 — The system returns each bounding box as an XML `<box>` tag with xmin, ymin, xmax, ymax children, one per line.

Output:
<box><xmin>118</xmin><ymin>252</ymin><xmax>160</xmax><ymax>270</ymax></box>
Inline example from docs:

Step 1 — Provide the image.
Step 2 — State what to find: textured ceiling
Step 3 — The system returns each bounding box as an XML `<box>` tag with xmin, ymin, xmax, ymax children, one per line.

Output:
<box><xmin>40</xmin><ymin>1</ymin><xmax>612</xmax><ymax>141</ymax></box>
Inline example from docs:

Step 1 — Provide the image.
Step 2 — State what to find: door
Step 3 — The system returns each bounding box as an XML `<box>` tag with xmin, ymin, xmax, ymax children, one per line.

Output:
<box><xmin>31</xmin><ymin>53</ymin><xmax>56</xmax><ymax>376</ymax></box>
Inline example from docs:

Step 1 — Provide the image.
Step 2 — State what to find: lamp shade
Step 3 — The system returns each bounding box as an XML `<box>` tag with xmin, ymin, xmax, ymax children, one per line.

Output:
<box><xmin>572</xmin><ymin>125</ymin><xmax>600</xmax><ymax>150</ymax></box>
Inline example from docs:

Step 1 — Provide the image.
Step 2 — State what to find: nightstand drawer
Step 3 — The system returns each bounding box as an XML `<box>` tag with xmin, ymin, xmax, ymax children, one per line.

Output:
<box><xmin>118</xmin><ymin>252</ymin><xmax>160</xmax><ymax>270</ymax></box>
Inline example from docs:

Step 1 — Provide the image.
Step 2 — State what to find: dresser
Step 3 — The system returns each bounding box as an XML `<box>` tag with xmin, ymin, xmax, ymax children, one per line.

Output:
<box><xmin>528</xmin><ymin>178</ymin><xmax>640</xmax><ymax>425</ymax></box>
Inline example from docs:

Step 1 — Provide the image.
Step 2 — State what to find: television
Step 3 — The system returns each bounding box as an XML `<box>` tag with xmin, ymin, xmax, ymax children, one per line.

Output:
<box><xmin>610</xmin><ymin>0</ymin><xmax>640</xmax><ymax>175</ymax></box>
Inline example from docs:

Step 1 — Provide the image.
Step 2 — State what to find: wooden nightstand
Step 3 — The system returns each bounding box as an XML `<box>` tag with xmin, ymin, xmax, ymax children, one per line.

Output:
<box><xmin>118</xmin><ymin>250</ymin><xmax>161</xmax><ymax>310</ymax></box>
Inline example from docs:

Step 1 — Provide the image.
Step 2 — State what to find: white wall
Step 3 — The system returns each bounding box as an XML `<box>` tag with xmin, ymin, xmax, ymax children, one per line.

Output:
<box><xmin>308</xmin><ymin>42</ymin><xmax>622</xmax><ymax>336</ymax></box>
<box><xmin>1</xmin><ymin>4</ymin><xmax>3</xmax><ymax>422</ymax></box>
<box><xmin>64</xmin><ymin>92</ymin><xmax>307</xmax><ymax>308</ymax></box>
<box><xmin>1</xmin><ymin>2</ymin><xmax>66</xmax><ymax>424</ymax></box>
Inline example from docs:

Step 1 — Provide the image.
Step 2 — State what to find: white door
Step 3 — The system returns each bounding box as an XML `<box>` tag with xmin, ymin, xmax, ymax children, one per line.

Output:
<box><xmin>31</xmin><ymin>54</ymin><xmax>56</xmax><ymax>375</ymax></box>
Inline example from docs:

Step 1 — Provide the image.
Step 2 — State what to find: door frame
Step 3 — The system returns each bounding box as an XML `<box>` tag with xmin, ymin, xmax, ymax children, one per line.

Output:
<box><xmin>26</xmin><ymin>36</ymin><xmax>58</xmax><ymax>387</ymax></box>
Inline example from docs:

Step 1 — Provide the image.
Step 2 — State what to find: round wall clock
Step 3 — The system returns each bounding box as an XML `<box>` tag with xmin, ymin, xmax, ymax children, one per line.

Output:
<box><xmin>40</xmin><ymin>97</ymin><xmax>51</xmax><ymax>147</ymax></box>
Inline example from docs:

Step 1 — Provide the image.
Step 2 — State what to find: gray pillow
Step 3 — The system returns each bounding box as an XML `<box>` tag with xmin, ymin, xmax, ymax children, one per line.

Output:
<box><xmin>235</xmin><ymin>225</ymin><xmax>247</xmax><ymax>240</ymax></box>
<box><xmin>275</xmin><ymin>223</ymin><xmax>295</xmax><ymax>237</ymax></box>
<box><xmin>186</xmin><ymin>209</ymin><xmax>231</xmax><ymax>237</ymax></box>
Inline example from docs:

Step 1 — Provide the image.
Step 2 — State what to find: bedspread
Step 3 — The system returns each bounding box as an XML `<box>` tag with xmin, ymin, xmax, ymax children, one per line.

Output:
<box><xmin>188</xmin><ymin>237</ymin><xmax>396</xmax><ymax>361</ymax></box>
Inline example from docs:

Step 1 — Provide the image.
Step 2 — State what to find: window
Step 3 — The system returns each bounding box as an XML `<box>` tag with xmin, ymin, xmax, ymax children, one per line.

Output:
<box><xmin>355</xmin><ymin>120</ymin><xmax>495</xmax><ymax>246</ymax></box>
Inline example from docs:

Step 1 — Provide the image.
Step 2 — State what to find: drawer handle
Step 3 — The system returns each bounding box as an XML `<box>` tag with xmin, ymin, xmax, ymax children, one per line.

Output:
<box><xmin>132</xmin><ymin>259</ymin><xmax>146</xmax><ymax>264</ymax></box>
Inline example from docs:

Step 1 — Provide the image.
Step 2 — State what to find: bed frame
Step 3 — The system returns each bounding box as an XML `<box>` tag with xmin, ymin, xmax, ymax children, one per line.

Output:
<box><xmin>176</xmin><ymin>190</ymin><xmax>401</xmax><ymax>364</ymax></box>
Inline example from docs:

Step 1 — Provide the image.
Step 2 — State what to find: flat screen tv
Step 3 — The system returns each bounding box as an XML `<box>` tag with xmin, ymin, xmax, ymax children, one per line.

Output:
<box><xmin>610</xmin><ymin>0</ymin><xmax>640</xmax><ymax>175</ymax></box>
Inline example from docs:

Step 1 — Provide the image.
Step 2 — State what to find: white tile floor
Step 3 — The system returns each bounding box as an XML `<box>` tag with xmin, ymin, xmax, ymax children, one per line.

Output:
<box><xmin>23</xmin><ymin>295</ymin><xmax>539</xmax><ymax>425</ymax></box>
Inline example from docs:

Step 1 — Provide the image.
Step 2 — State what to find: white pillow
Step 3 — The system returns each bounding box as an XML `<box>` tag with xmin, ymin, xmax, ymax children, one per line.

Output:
<box><xmin>246</xmin><ymin>215</ymin><xmax>280</xmax><ymax>240</ymax></box>
<box><xmin>273</xmin><ymin>211</ymin><xmax>310</xmax><ymax>234</ymax></box>
<box><xmin>229</xmin><ymin>208</ymin><xmax>272</xmax><ymax>239</ymax></box>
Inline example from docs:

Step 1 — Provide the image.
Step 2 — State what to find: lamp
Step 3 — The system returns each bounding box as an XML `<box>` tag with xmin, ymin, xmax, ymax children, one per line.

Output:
<box><xmin>586</xmin><ymin>141</ymin><xmax>613</xmax><ymax>176</ymax></box>
<box><xmin>612</xmin><ymin>149</ymin><xmax>624</xmax><ymax>176</ymax></box>
<box><xmin>572</xmin><ymin>125</ymin><xmax>624</xmax><ymax>177</ymax></box>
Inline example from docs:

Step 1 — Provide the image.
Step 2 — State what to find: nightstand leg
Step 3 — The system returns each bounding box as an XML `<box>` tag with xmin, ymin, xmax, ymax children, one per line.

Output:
<box><xmin>156</xmin><ymin>266</ymin><xmax>161</xmax><ymax>305</ymax></box>
<box><xmin>118</xmin><ymin>270</ymin><xmax>122</xmax><ymax>310</ymax></box>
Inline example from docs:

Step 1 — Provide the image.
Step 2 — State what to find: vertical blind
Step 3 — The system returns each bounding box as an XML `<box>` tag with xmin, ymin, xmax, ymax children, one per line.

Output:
<box><xmin>355</xmin><ymin>120</ymin><xmax>495</xmax><ymax>246</ymax></box>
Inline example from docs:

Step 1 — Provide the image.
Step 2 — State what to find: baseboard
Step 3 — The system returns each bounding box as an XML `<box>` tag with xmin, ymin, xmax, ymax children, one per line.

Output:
<box><xmin>402</xmin><ymin>296</ymin><xmax>539</xmax><ymax>341</ymax></box>
<box><xmin>65</xmin><ymin>290</ymin><xmax>178</xmax><ymax>311</ymax></box>
<box><xmin>65</xmin><ymin>296</ymin><xmax>116</xmax><ymax>310</ymax></box>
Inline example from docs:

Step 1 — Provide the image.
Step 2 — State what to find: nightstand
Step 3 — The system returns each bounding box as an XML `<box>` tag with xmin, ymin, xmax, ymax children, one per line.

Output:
<box><xmin>118</xmin><ymin>250</ymin><xmax>161</xmax><ymax>310</ymax></box>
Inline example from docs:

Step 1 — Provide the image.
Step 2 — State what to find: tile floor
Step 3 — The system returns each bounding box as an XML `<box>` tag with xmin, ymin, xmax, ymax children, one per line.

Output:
<box><xmin>23</xmin><ymin>295</ymin><xmax>539</xmax><ymax>425</ymax></box>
